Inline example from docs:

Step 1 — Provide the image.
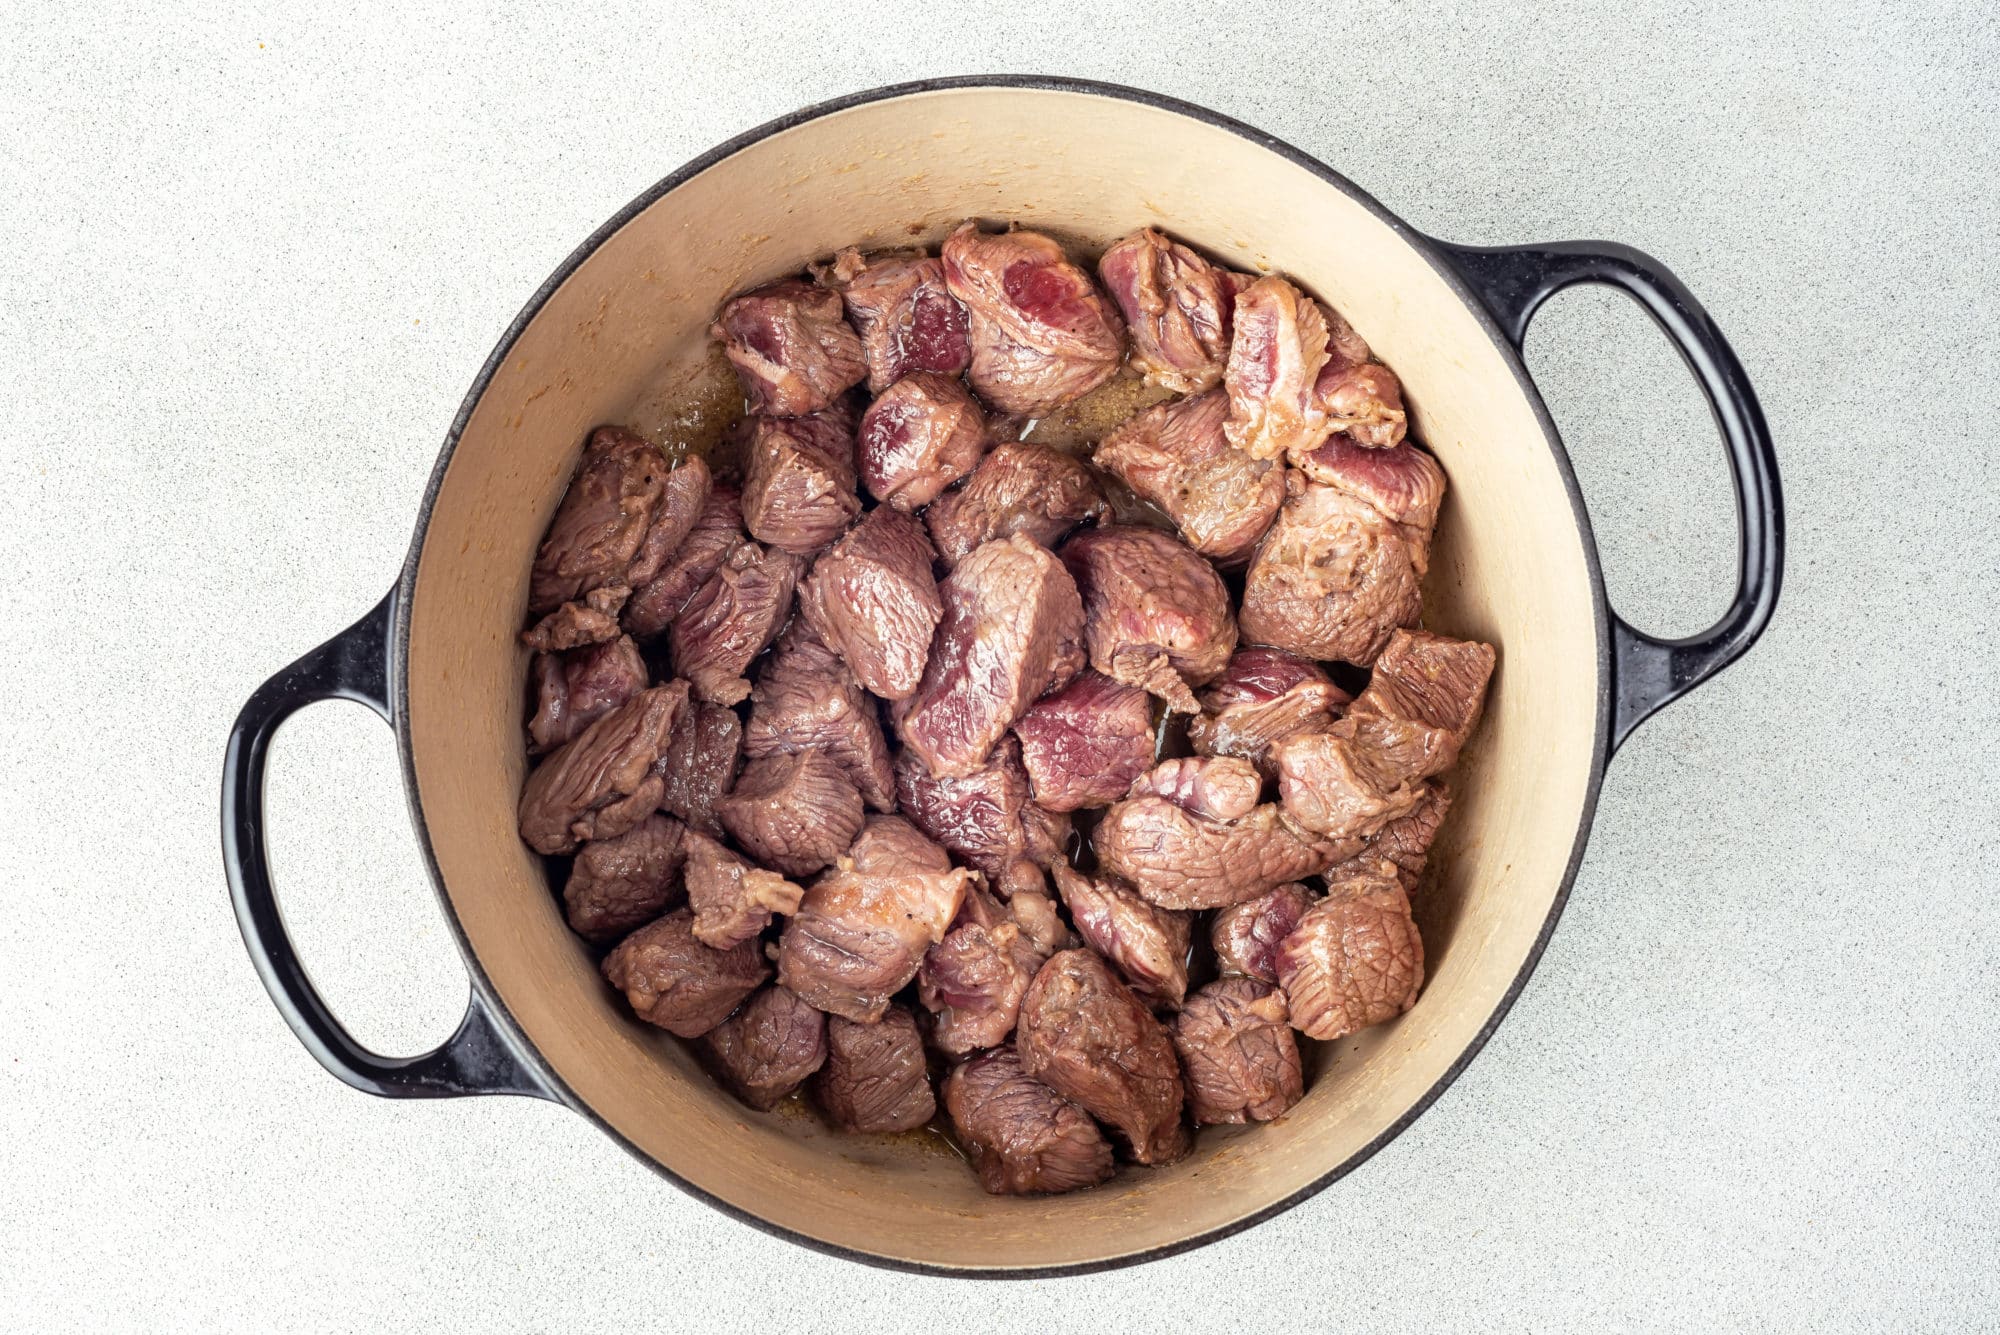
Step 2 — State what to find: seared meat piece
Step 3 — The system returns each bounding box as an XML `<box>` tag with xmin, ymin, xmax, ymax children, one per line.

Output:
<box><xmin>1276</xmin><ymin>863</ymin><xmax>1424</xmax><ymax>1041</ymax></box>
<box><xmin>1186</xmin><ymin>647</ymin><xmax>1351</xmax><ymax>779</ymax></box>
<box><xmin>561</xmin><ymin>813</ymin><xmax>688</xmax><ymax>943</ymax></box>
<box><xmin>1223</xmin><ymin>276</ymin><xmax>1332</xmax><ymax>463</ymax></box>
<box><xmin>652</xmin><ymin>700</ymin><xmax>742</xmax><ymax>838</ymax></box>
<box><xmin>943</xmin><ymin>1046</ymin><xmax>1114</xmax><ymax>1196</ymax></box>
<box><xmin>1094</xmin><ymin>389</ymin><xmax>1285</xmax><ymax>565</ymax></box>
<box><xmin>1016</xmin><ymin>950</ymin><xmax>1187</xmax><ymax>1165</ymax></box>
<box><xmin>1059</xmin><ymin>526</ymin><xmax>1236</xmax><ymax>714</ymax></box>
<box><xmin>1292</xmin><ymin>433</ymin><xmax>1446</xmax><ymax>572</ymax></box>
<box><xmin>1240</xmin><ymin>472</ymin><xmax>1422</xmax><ymax>667</ymax></box>
<box><xmin>711</xmin><ymin>278</ymin><xmax>867</xmax><ymax>417</ymax></box>
<box><xmin>700</xmin><ymin>984</ymin><xmax>828</xmax><ymax>1111</ymax></box>
<box><xmin>918</xmin><ymin>885</ymin><xmax>1061</xmax><ymax>1055</ymax></box>
<box><xmin>798</xmin><ymin>506</ymin><xmax>942</xmax><ymax>700</ymax></box>
<box><xmin>1310</xmin><ymin>305</ymin><xmax>1407</xmax><ymax>449</ymax></box>
<box><xmin>527</xmin><ymin>426</ymin><xmax>667</xmax><ymax>617</ymax></box>
<box><xmin>1274</xmin><ymin>720</ymin><xmax>1425</xmax><ymax>841</ymax></box>
<box><xmin>893</xmin><ymin>740</ymin><xmax>1067</xmax><ymax>893</ymax></box>
<box><xmin>895</xmin><ymin>534</ymin><xmax>1086</xmax><ymax>778</ymax></box>
<box><xmin>925</xmin><ymin>442</ymin><xmax>1106</xmax><ymax>568</ymax></box>
<box><xmin>1210</xmin><ymin>881</ymin><xmax>1318</xmax><ymax>984</ymax></box>
<box><xmin>1094</xmin><ymin>756</ymin><xmax>1336</xmax><ymax>910</ymax></box>
<box><xmin>522</xmin><ymin>584</ymin><xmax>627</xmax><ymax>653</ymax></box>
<box><xmin>1097</xmin><ymin>227</ymin><xmax>1235</xmax><ymax>394</ymax></box>
<box><xmin>519</xmin><ymin>682</ymin><xmax>688</xmax><ymax>855</ymax></box>
<box><xmin>777</xmin><ymin>815</ymin><xmax>976</xmax><ymax>1022</ymax></box>
<box><xmin>1171</xmin><ymin>978</ymin><xmax>1303</xmax><ymax>1125</ymax></box>
<box><xmin>623</xmin><ymin>483</ymin><xmax>746</xmax><ymax>641</ymax></box>
<box><xmin>1051</xmin><ymin>864</ymin><xmax>1191</xmax><ymax>1010</ymax></box>
<box><xmin>814</xmin><ymin>1005</ymin><xmax>937</xmax><ymax>1133</ymax></box>
<box><xmin>813</xmin><ymin>248</ymin><xmax>971</xmax><ymax>392</ymax></box>
<box><xmin>1323</xmin><ymin>783</ymin><xmax>1453</xmax><ymax>891</ymax></box>
<box><xmin>1345</xmin><ymin>629</ymin><xmax>1497</xmax><ymax>782</ymax></box>
<box><xmin>741</xmin><ymin>410</ymin><xmax>862</xmax><ymax>556</ymax></box>
<box><xmin>624</xmin><ymin>454</ymin><xmax>713</xmax><ymax>588</ymax></box>
<box><xmin>683</xmin><ymin>830</ymin><xmax>804</xmax><ymax>949</ymax></box>
<box><xmin>1009</xmin><ymin>669</ymin><xmax>1155</xmax><ymax>812</ymax></box>
<box><xmin>715</xmin><ymin>751</ymin><xmax>866</xmax><ymax>879</ymax></box>
<box><xmin>744</xmin><ymin>624</ymin><xmax>895</xmax><ymax>811</ymax></box>
<box><xmin>669</xmin><ymin>538</ymin><xmax>803</xmax><ymax>706</ymax></box>
<box><xmin>528</xmin><ymin>633</ymin><xmax>647</xmax><ymax>754</ymax></box>
<box><xmin>856</xmin><ymin>371</ymin><xmax>989</xmax><ymax>512</ymax></box>
<box><xmin>600</xmin><ymin>907</ymin><xmax>770</xmax><ymax>1038</ymax></box>
<box><xmin>941</xmin><ymin>223</ymin><xmax>1126</xmax><ymax>414</ymax></box>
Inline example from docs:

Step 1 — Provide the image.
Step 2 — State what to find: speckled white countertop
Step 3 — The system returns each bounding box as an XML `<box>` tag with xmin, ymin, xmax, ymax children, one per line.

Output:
<box><xmin>2</xmin><ymin>3</ymin><xmax>1995</xmax><ymax>1330</ymax></box>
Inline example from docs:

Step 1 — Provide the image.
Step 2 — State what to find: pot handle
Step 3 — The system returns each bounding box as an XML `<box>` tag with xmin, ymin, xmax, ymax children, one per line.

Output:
<box><xmin>1432</xmin><ymin>238</ymin><xmax>1783</xmax><ymax>752</ymax></box>
<box><xmin>221</xmin><ymin>587</ymin><xmax>553</xmax><ymax>1100</ymax></box>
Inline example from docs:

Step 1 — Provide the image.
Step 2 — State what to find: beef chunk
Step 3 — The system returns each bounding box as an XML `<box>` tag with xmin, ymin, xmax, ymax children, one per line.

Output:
<box><xmin>519</xmin><ymin>682</ymin><xmax>688</xmax><ymax>855</ymax></box>
<box><xmin>1222</xmin><ymin>277</ymin><xmax>1332</xmax><ymax>463</ymax></box>
<box><xmin>600</xmin><ymin>907</ymin><xmax>770</xmax><ymax>1038</ymax></box>
<box><xmin>561</xmin><ymin>813</ymin><xmax>688</xmax><ymax>943</ymax></box>
<box><xmin>1186</xmin><ymin>647</ymin><xmax>1351</xmax><ymax>779</ymax></box>
<box><xmin>1310</xmin><ymin>305</ymin><xmax>1407</xmax><ymax>449</ymax></box>
<box><xmin>668</xmin><ymin>538</ymin><xmax>803</xmax><ymax>706</ymax></box>
<box><xmin>1009</xmin><ymin>669</ymin><xmax>1155</xmax><ymax>812</ymax></box>
<box><xmin>895</xmin><ymin>534</ymin><xmax>1086</xmax><ymax>778</ymax></box>
<box><xmin>814</xmin><ymin>1005</ymin><xmax>936</xmax><ymax>1132</ymax></box>
<box><xmin>893</xmin><ymin>739</ymin><xmax>1068</xmax><ymax>893</ymax></box>
<box><xmin>1240</xmin><ymin>471</ymin><xmax>1422</xmax><ymax>667</ymax></box>
<box><xmin>1059</xmin><ymin>525</ymin><xmax>1236</xmax><ymax>714</ymax></box>
<box><xmin>1097</xmin><ymin>227</ymin><xmax>1236</xmax><ymax>394</ymax></box>
<box><xmin>741</xmin><ymin>411</ymin><xmax>862</xmax><ymax>556</ymax></box>
<box><xmin>1323</xmin><ymin>783</ymin><xmax>1453</xmax><ymax>892</ymax></box>
<box><xmin>941</xmin><ymin>223</ymin><xmax>1126</xmax><ymax>414</ymax></box>
<box><xmin>700</xmin><ymin>984</ymin><xmax>828</xmax><ymax>1111</ymax></box>
<box><xmin>943</xmin><ymin>1046</ymin><xmax>1115</xmax><ymax>1196</ymax></box>
<box><xmin>1051</xmin><ymin>864</ymin><xmax>1191</xmax><ymax>1010</ymax></box>
<box><xmin>1273</xmin><ymin>720</ymin><xmax>1426</xmax><ymax>841</ymax></box>
<box><xmin>1171</xmin><ymin>978</ymin><xmax>1303</xmax><ymax>1125</ymax></box>
<box><xmin>798</xmin><ymin>506</ymin><xmax>942</xmax><ymax>701</ymax></box>
<box><xmin>1093</xmin><ymin>756</ymin><xmax>1336</xmax><ymax>910</ymax></box>
<box><xmin>1210</xmin><ymin>881</ymin><xmax>1318</xmax><ymax>984</ymax></box>
<box><xmin>1016</xmin><ymin>950</ymin><xmax>1187</xmax><ymax>1165</ymax></box>
<box><xmin>744</xmin><ymin>624</ymin><xmax>895</xmax><ymax>811</ymax></box>
<box><xmin>1093</xmin><ymin>388</ymin><xmax>1285</xmax><ymax>565</ymax></box>
<box><xmin>813</xmin><ymin>248</ymin><xmax>970</xmax><ymax>392</ymax></box>
<box><xmin>528</xmin><ymin>633</ymin><xmax>648</xmax><ymax>754</ymax></box>
<box><xmin>627</xmin><ymin>457</ymin><xmax>713</xmax><ymax>597</ymax></box>
<box><xmin>715</xmin><ymin>750</ymin><xmax>866</xmax><ymax>878</ymax></box>
<box><xmin>711</xmin><ymin>279</ymin><xmax>867</xmax><ymax>417</ymax></box>
<box><xmin>924</xmin><ymin>441</ymin><xmax>1106</xmax><ymax>568</ymax></box>
<box><xmin>522</xmin><ymin>584</ymin><xmax>627</xmax><ymax>653</ymax></box>
<box><xmin>623</xmin><ymin>483</ymin><xmax>745</xmax><ymax>641</ymax></box>
<box><xmin>918</xmin><ymin>885</ymin><xmax>1062</xmax><ymax>1055</ymax></box>
<box><xmin>683</xmin><ymin>829</ymin><xmax>804</xmax><ymax>949</ymax></box>
<box><xmin>856</xmin><ymin>371</ymin><xmax>989</xmax><ymax>511</ymax></box>
<box><xmin>776</xmin><ymin>816</ymin><xmax>976</xmax><ymax>1022</ymax></box>
<box><xmin>652</xmin><ymin>700</ymin><xmax>742</xmax><ymax>838</ymax></box>
<box><xmin>527</xmin><ymin>426</ymin><xmax>668</xmax><ymax>616</ymax></box>
<box><xmin>1292</xmin><ymin>434</ymin><xmax>1446</xmax><ymax>572</ymax></box>
<box><xmin>1276</xmin><ymin>863</ymin><xmax>1424</xmax><ymax>1041</ymax></box>
<box><xmin>1345</xmin><ymin>629</ymin><xmax>1497</xmax><ymax>782</ymax></box>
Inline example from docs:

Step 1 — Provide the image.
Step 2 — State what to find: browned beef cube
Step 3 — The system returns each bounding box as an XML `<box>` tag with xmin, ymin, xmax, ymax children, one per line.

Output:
<box><xmin>1186</xmin><ymin>647</ymin><xmax>1351</xmax><ymax>779</ymax></box>
<box><xmin>1345</xmin><ymin>629</ymin><xmax>1497</xmax><ymax>783</ymax></box>
<box><xmin>1309</xmin><ymin>304</ymin><xmax>1406</xmax><ymax>449</ymax></box>
<box><xmin>743</xmin><ymin>623</ymin><xmax>894</xmax><ymax>811</ymax></box>
<box><xmin>741</xmin><ymin>410</ymin><xmax>862</xmax><ymax>556</ymax></box>
<box><xmin>683</xmin><ymin>830</ymin><xmax>804</xmax><ymax>950</ymax></box>
<box><xmin>1171</xmin><ymin>977</ymin><xmax>1303</xmax><ymax>1125</ymax></box>
<box><xmin>668</xmin><ymin>538</ymin><xmax>803</xmax><ymax>706</ymax></box>
<box><xmin>1016</xmin><ymin>950</ymin><xmax>1187</xmax><ymax>1165</ymax></box>
<box><xmin>715</xmin><ymin>750</ymin><xmax>865</xmax><ymax>879</ymax></box>
<box><xmin>924</xmin><ymin>442</ymin><xmax>1105</xmax><ymax>568</ymax></box>
<box><xmin>1210</xmin><ymin>881</ymin><xmax>1318</xmax><ymax>984</ymax></box>
<box><xmin>1240</xmin><ymin>472</ymin><xmax>1423</xmax><ymax>667</ymax></box>
<box><xmin>813</xmin><ymin>248</ymin><xmax>970</xmax><ymax>393</ymax></box>
<box><xmin>856</xmin><ymin>371</ymin><xmax>989</xmax><ymax>511</ymax></box>
<box><xmin>518</xmin><ymin>682</ymin><xmax>688</xmax><ymax>855</ymax></box>
<box><xmin>600</xmin><ymin>907</ymin><xmax>769</xmax><ymax>1038</ymax></box>
<box><xmin>813</xmin><ymin>1005</ymin><xmax>936</xmax><ymax>1133</ymax></box>
<box><xmin>798</xmin><ymin>506</ymin><xmax>942</xmax><ymax>701</ymax></box>
<box><xmin>941</xmin><ymin>223</ymin><xmax>1126</xmax><ymax>415</ymax></box>
<box><xmin>893</xmin><ymin>739</ymin><xmax>1067</xmax><ymax>896</ymax></box>
<box><xmin>623</xmin><ymin>483</ymin><xmax>745</xmax><ymax>642</ymax></box>
<box><xmin>522</xmin><ymin>584</ymin><xmax>627</xmax><ymax>652</ymax></box>
<box><xmin>1050</xmin><ymin>864</ymin><xmax>1191</xmax><ymax>1010</ymax></box>
<box><xmin>652</xmin><ymin>700</ymin><xmax>742</xmax><ymax>839</ymax></box>
<box><xmin>561</xmin><ymin>813</ymin><xmax>688</xmax><ymax>943</ymax></box>
<box><xmin>1222</xmin><ymin>276</ymin><xmax>1332</xmax><ymax>463</ymax></box>
<box><xmin>526</xmin><ymin>426</ymin><xmax>667</xmax><ymax>616</ymax></box>
<box><xmin>943</xmin><ymin>1045</ymin><xmax>1114</xmax><ymax>1196</ymax></box>
<box><xmin>917</xmin><ymin>886</ymin><xmax>1061</xmax><ymax>1055</ymax></box>
<box><xmin>711</xmin><ymin>279</ymin><xmax>866</xmax><ymax>417</ymax></box>
<box><xmin>1272</xmin><ymin>722</ymin><xmax>1425</xmax><ymax>842</ymax></box>
<box><xmin>1323</xmin><ymin>783</ymin><xmax>1454</xmax><ymax>892</ymax></box>
<box><xmin>700</xmin><ymin>984</ymin><xmax>827</xmax><ymax>1110</ymax></box>
<box><xmin>1097</xmin><ymin>227</ymin><xmax>1237</xmax><ymax>395</ymax></box>
<box><xmin>1275</xmin><ymin>862</ymin><xmax>1424</xmax><ymax>1042</ymax></box>
<box><xmin>527</xmin><ymin>633</ymin><xmax>648</xmax><ymax>755</ymax></box>
<box><xmin>1094</xmin><ymin>389</ymin><xmax>1285</xmax><ymax>565</ymax></box>
<box><xmin>1009</xmin><ymin>669</ymin><xmax>1155</xmax><ymax>812</ymax></box>
<box><xmin>1059</xmin><ymin>525</ymin><xmax>1236</xmax><ymax>714</ymax></box>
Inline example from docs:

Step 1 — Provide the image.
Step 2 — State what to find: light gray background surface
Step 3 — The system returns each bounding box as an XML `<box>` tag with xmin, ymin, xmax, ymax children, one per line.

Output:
<box><xmin>2</xmin><ymin>2</ymin><xmax>1995</xmax><ymax>1330</ymax></box>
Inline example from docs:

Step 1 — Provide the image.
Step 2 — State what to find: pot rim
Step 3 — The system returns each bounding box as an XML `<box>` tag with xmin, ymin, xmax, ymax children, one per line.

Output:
<box><xmin>387</xmin><ymin>73</ymin><xmax>1615</xmax><ymax>1277</ymax></box>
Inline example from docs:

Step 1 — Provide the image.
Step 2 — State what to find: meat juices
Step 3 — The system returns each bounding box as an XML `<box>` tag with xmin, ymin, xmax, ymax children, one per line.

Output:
<box><xmin>527</xmin><ymin>633</ymin><xmax>648</xmax><ymax>754</ymax></box>
<box><xmin>1093</xmin><ymin>388</ymin><xmax>1286</xmax><ymax>565</ymax></box>
<box><xmin>1310</xmin><ymin>305</ymin><xmax>1407</xmax><ymax>449</ymax></box>
<box><xmin>743</xmin><ymin>624</ymin><xmax>896</xmax><ymax>812</ymax></box>
<box><xmin>669</xmin><ymin>538</ymin><xmax>803</xmax><ymax>706</ymax></box>
<box><xmin>1275</xmin><ymin>862</ymin><xmax>1424</xmax><ymax>1042</ymax></box>
<box><xmin>798</xmin><ymin>506</ymin><xmax>943</xmax><ymax>701</ymax></box>
<box><xmin>919</xmin><ymin>885</ymin><xmax>1063</xmax><ymax>1055</ymax></box>
<box><xmin>623</xmin><ymin>483</ymin><xmax>746</xmax><ymax>641</ymax></box>
<box><xmin>518</xmin><ymin>682</ymin><xmax>688</xmax><ymax>855</ymax></box>
<box><xmin>561</xmin><ymin>813</ymin><xmax>688</xmax><ymax>944</ymax></box>
<box><xmin>1051</xmin><ymin>864</ymin><xmax>1192</xmax><ymax>1011</ymax></box>
<box><xmin>1010</xmin><ymin>669</ymin><xmax>1156</xmax><ymax>812</ymax></box>
<box><xmin>1223</xmin><ymin>277</ymin><xmax>1333</xmax><ymax>463</ymax></box>
<box><xmin>651</xmin><ymin>700</ymin><xmax>742</xmax><ymax>839</ymax></box>
<box><xmin>526</xmin><ymin>426</ymin><xmax>668</xmax><ymax>618</ymax></box>
<box><xmin>892</xmin><ymin>740</ymin><xmax>1068</xmax><ymax>897</ymax></box>
<box><xmin>943</xmin><ymin>1046</ymin><xmax>1115</xmax><ymax>1196</ymax></box>
<box><xmin>1059</xmin><ymin>525</ymin><xmax>1237</xmax><ymax>714</ymax></box>
<box><xmin>700</xmin><ymin>985</ymin><xmax>828</xmax><ymax>1111</ymax></box>
<box><xmin>1171</xmin><ymin>978</ymin><xmax>1303</xmax><ymax>1125</ymax></box>
<box><xmin>740</xmin><ymin>410</ymin><xmax>862</xmax><ymax>556</ymax></box>
<box><xmin>711</xmin><ymin>279</ymin><xmax>867</xmax><ymax>417</ymax></box>
<box><xmin>1097</xmin><ymin>227</ymin><xmax>1237</xmax><ymax>394</ymax></box>
<box><xmin>1239</xmin><ymin>472</ymin><xmax>1423</xmax><ymax>667</ymax></box>
<box><xmin>683</xmin><ymin>830</ymin><xmax>804</xmax><ymax>950</ymax></box>
<box><xmin>814</xmin><ymin>1005</ymin><xmax>937</xmax><ymax>1133</ymax></box>
<box><xmin>715</xmin><ymin>751</ymin><xmax>866</xmax><ymax>879</ymax></box>
<box><xmin>813</xmin><ymin>248</ymin><xmax>971</xmax><ymax>393</ymax></box>
<box><xmin>1186</xmin><ymin>646</ymin><xmax>1351</xmax><ymax>779</ymax></box>
<box><xmin>1017</xmin><ymin>950</ymin><xmax>1188</xmax><ymax>1165</ymax></box>
<box><xmin>856</xmin><ymin>371</ymin><xmax>989</xmax><ymax>511</ymax></box>
<box><xmin>600</xmin><ymin>908</ymin><xmax>770</xmax><ymax>1039</ymax></box>
<box><xmin>941</xmin><ymin>223</ymin><xmax>1127</xmax><ymax>414</ymax></box>
<box><xmin>1210</xmin><ymin>882</ymin><xmax>1318</xmax><ymax>984</ymax></box>
<box><xmin>924</xmin><ymin>441</ymin><xmax>1106</xmax><ymax>568</ymax></box>
<box><xmin>894</xmin><ymin>534</ymin><xmax>1086</xmax><ymax>779</ymax></box>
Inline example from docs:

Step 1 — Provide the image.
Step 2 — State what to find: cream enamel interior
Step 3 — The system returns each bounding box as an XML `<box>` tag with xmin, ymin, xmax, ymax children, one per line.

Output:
<box><xmin>404</xmin><ymin>86</ymin><xmax>1601</xmax><ymax>1271</ymax></box>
